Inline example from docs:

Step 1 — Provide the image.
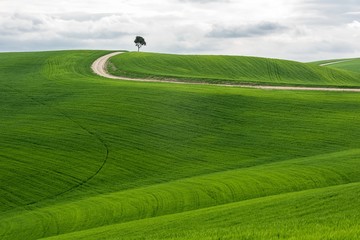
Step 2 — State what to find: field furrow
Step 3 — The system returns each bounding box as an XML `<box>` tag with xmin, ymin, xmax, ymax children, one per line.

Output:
<box><xmin>1</xmin><ymin>50</ymin><xmax>360</xmax><ymax>239</ymax></box>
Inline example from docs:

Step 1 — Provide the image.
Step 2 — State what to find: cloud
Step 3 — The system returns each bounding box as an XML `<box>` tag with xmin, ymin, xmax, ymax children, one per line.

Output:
<box><xmin>0</xmin><ymin>12</ymin><xmax>138</xmax><ymax>52</ymax></box>
<box><xmin>348</xmin><ymin>20</ymin><xmax>360</xmax><ymax>29</ymax></box>
<box><xmin>55</xmin><ymin>12</ymin><xmax>125</xmax><ymax>22</ymax></box>
<box><xmin>346</xmin><ymin>11</ymin><xmax>360</xmax><ymax>15</ymax></box>
<box><xmin>347</xmin><ymin>20</ymin><xmax>360</xmax><ymax>38</ymax></box>
<box><xmin>207</xmin><ymin>22</ymin><xmax>288</xmax><ymax>38</ymax></box>
<box><xmin>0</xmin><ymin>0</ymin><xmax>360</xmax><ymax>61</ymax></box>
<box><xmin>0</xmin><ymin>12</ymin><xmax>133</xmax><ymax>40</ymax></box>
<box><xmin>312</xmin><ymin>41</ymin><xmax>355</xmax><ymax>53</ymax></box>
<box><xmin>178</xmin><ymin>0</ymin><xmax>229</xmax><ymax>3</ymax></box>
<box><xmin>298</xmin><ymin>0</ymin><xmax>360</xmax><ymax>25</ymax></box>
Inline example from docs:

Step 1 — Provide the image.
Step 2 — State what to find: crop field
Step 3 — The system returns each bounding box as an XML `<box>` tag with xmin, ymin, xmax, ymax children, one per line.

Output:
<box><xmin>313</xmin><ymin>58</ymin><xmax>360</xmax><ymax>73</ymax></box>
<box><xmin>1</xmin><ymin>50</ymin><xmax>360</xmax><ymax>239</ymax></box>
<box><xmin>108</xmin><ymin>52</ymin><xmax>360</xmax><ymax>87</ymax></box>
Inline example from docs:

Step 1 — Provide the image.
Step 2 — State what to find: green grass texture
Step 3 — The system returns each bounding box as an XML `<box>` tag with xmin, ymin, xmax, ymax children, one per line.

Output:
<box><xmin>313</xmin><ymin>58</ymin><xmax>360</xmax><ymax>73</ymax></box>
<box><xmin>1</xmin><ymin>50</ymin><xmax>360</xmax><ymax>239</ymax></box>
<box><xmin>108</xmin><ymin>52</ymin><xmax>360</xmax><ymax>87</ymax></box>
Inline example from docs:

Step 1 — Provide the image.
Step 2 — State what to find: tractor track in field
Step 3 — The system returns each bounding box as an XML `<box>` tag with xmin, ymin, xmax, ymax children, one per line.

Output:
<box><xmin>92</xmin><ymin>52</ymin><xmax>360</xmax><ymax>93</ymax></box>
<box><xmin>3</xmin><ymin>84</ymin><xmax>109</xmax><ymax>211</ymax></box>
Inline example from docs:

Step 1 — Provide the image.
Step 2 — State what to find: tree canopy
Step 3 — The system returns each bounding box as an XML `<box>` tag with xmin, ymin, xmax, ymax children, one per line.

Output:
<box><xmin>134</xmin><ymin>36</ymin><xmax>146</xmax><ymax>52</ymax></box>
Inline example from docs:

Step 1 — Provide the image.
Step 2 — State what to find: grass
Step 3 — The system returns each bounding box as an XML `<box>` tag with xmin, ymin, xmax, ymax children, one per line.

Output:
<box><xmin>108</xmin><ymin>52</ymin><xmax>360</xmax><ymax>87</ymax></box>
<box><xmin>312</xmin><ymin>58</ymin><xmax>360</xmax><ymax>73</ymax></box>
<box><xmin>1</xmin><ymin>50</ymin><xmax>360</xmax><ymax>239</ymax></box>
<box><xmin>42</xmin><ymin>182</ymin><xmax>360</xmax><ymax>240</ymax></box>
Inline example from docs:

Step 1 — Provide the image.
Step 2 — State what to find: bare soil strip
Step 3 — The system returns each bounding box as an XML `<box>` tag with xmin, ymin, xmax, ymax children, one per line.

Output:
<box><xmin>91</xmin><ymin>52</ymin><xmax>360</xmax><ymax>92</ymax></box>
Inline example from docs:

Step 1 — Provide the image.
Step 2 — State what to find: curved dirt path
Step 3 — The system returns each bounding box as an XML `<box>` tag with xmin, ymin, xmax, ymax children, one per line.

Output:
<box><xmin>319</xmin><ymin>60</ymin><xmax>351</xmax><ymax>66</ymax></box>
<box><xmin>92</xmin><ymin>52</ymin><xmax>360</xmax><ymax>92</ymax></box>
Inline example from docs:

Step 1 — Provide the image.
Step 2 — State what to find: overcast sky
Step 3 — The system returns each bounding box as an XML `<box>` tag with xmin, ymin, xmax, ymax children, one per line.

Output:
<box><xmin>1</xmin><ymin>0</ymin><xmax>359</xmax><ymax>61</ymax></box>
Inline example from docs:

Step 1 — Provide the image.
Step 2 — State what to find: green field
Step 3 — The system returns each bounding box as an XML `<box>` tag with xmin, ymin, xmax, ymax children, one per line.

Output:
<box><xmin>1</xmin><ymin>51</ymin><xmax>360</xmax><ymax>239</ymax></box>
<box><xmin>312</xmin><ymin>58</ymin><xmax>360</xmax><ymax>73</ymax></box>
<box><xmin>108</xmin><ymin>52</ymin><xmax>360</xmax><ymax>87</ymax></box>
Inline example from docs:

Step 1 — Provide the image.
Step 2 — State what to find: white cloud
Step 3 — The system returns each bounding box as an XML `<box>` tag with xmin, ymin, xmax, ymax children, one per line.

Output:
<box><xmin>348</xmin><ymin>20</ymin><xmax>360</xmax><ymax>29</ymax></box>
<box><xmin>0</xmin><ymin>0</ymin><xmax>360</xmax><ymax>61</ymax></box>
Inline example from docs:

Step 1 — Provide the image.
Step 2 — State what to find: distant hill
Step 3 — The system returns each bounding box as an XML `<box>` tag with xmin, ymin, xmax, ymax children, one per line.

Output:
<box><xmin>108</xmin><ymin>52</ymin><xmax>360</xmax><ymax>87</ymax></box>
<box><xmin>312</xmin><ymin>58</ymin><xmax>360</xmax><ymax>73</ymax></box>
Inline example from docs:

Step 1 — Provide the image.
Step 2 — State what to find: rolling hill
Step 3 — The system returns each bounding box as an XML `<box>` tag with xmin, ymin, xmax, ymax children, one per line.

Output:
<box><xmin>313</xmin><ymin>58</ymin><xmax>360</xmax><ymax>73</ymax></box>
<box><xmin>1</xmin><ymin>50</ymin><xmax>360</xmax><ymax>239</ymax></box>
<box><xmin>107</xmin><ymin>52</ymin><xmax>360</xmax><ymax>87</ymax></box>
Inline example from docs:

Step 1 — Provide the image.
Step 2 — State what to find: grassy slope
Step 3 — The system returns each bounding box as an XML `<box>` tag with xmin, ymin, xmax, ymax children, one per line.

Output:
<box><xmin>43</xmin><ymin>182</ymin><xmax>360</xmax><ymax>240</ymax></box>
<box><xmin>0</xmin><ymin>51</ymin><xmax>108</xmax><ymax>210</ymax></box>
<box><xmin>108</xmin><ymin>52</ymin><xmax>360</xmax><ymax>87</ymax></box>
<box><xmin>1</xmin><ymin>51</ymin><xmax>360</xmax><ymax>239</ymax></box>
<box><xmin>313</xmin><ymin>58</ymin><xmax>360</xmax><ymax>73</ymax></box>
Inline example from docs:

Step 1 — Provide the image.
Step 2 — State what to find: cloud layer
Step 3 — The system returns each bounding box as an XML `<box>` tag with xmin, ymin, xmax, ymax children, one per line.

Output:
<box><xmin>208</xmin><ymin>22</ymin><xmax>288</xmax><ymax>38</ymax></box>
<box><xmin>0</xmin><ymin>0</ymin><xmax>359</xmax><ymax>61</ymax></box>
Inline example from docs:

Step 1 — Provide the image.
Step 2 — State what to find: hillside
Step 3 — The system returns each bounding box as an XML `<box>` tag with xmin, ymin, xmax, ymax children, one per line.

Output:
<box><xmin>1</xmin><ymin>51</ymin><xmax>360</xmax><ymax>239</ymax></box>
<box><xmin>108</xmin><ymin>52</ymin><xmax>360</xmax><ymax>87</ymax></box>
<box><xmin>313</xmin><ymin>58</ymin><xmax>360</xmax><ymax>73</ymax></box>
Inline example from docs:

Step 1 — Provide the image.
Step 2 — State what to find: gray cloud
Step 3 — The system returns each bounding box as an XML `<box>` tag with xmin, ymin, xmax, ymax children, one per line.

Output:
<box><xmin>0</xmin><ymin>13</ymin><xmax>44</xmax><ymax>35</ymax></box>
<box><xmin>298</xmin><ymin>0</ymin><xmax>360</xmax><ymax>25</ymax></box>
<box><xmin>0</xmin><ymin>12</ymin><xmax>137</xmax><ymax>52</ymax></box>
<box><xmin>1</xmin><ymin>0</ymin><xmax>360</xmax><ymax>61</ymax></box>
<box><xmin>207</xmin><ymin>22</ymin><xmax>288</xmax><ymax>38</ymax></box>
<box><xmin>0</xmin><ymin>12</ymin><xmax>133</xmax><ymax>40</ymax></box>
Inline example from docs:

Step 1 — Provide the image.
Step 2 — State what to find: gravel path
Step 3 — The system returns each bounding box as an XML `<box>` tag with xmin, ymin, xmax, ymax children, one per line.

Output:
<box><xmin>91</xmin><ymin>52</ymin><xmax>360</xmax><ymax>92</ymax></box>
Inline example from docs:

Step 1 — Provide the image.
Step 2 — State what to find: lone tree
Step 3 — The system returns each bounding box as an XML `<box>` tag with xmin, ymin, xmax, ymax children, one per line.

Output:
<box><xmin>134</xmin><ymin>36</ymin><xmax>146</xmax><ymax>52</ymax></box>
